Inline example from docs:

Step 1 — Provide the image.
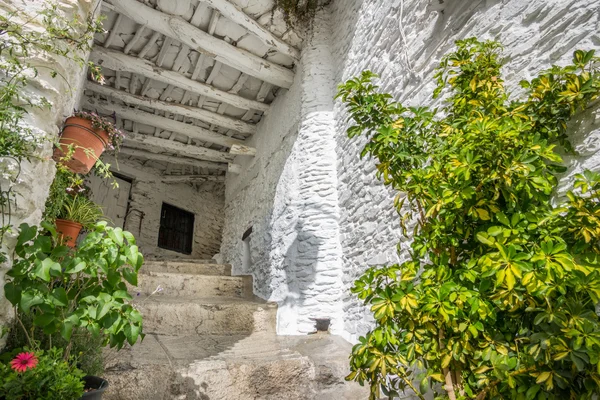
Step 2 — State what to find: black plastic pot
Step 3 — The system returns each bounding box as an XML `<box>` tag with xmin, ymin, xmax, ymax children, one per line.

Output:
<box><xmin>80</xmin><ymin>376</ymin><xmax>109</xmax><ymax>399</ymax></box>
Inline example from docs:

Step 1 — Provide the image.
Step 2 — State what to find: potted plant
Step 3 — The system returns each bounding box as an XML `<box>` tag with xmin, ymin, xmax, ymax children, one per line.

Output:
<box><xmin>3</xmin><ymin>222</ymin><xmax>145</xmax><ymax>399</ymax></box>
<box><xmin>55</xmin><ymin>195</ymin><xmax>103</xmax><ymax>247</ymax></box>
<box><xmin>53</xmin><ymin>111</ymin><xmax>125</xmax><ymax>174</ymax></box>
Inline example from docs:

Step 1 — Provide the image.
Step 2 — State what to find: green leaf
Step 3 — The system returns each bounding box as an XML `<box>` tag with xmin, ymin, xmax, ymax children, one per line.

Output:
<box><xmin>125</xmin><ymin>323</ymin><xmax>140</xmax><ymax>346</ymax></box>
<box><xmin>476</xmin><ymin>232</ymin><xmax>495</xmax><ymax>246</ymax></box>
<box><xmin>34</xmin><ymin>258</ymin><xmax>59</xmax><ymax>281</ymax></box>
<box><xmin>65</xmin><ymin>261</ymin><xmax>86</xmax><ymax>274</ymax></box>
<box><xmin>122</xmin><ymin>267</ymin><xmax>138</xmax><ymax>286</ymax></box>
<box><xmin>108</xmin><ymin>227</ymin><xmax>124</xmax><ymax>246</ymax></box>
<box><xmin>4</xmin><ymin>282</ymin><xmax>21</xmax><ymax>305</ymax></box>
<box><xmin>51</xmin><ymin>287</ymin><xmax>68</xmax><ymax>306</ymax></box>
<box><xmin>33</xmin><ymin>313</ymin><xmax>55</xmax><ymax>327</ymax></box>
<box><xmin>20</xmin><ymin>291</ymin><xmax>43</xmax><ymax>314</ymax></box>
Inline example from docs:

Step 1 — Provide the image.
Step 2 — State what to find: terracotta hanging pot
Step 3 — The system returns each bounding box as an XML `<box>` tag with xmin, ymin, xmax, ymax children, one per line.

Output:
<box><xmin>53</xmin><ymin>117</ymin><xmax>110</xmax><ymax>174</ymax></box>
<box><xmin>55</xmin><ymin>219</ymin><xmax>83</xmax><ymax>248</ymax></box>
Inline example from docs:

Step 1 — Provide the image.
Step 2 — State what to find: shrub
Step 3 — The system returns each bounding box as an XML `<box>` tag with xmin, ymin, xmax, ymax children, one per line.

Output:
<box><xmin>3</xmin><ymin>313</ymin><xmax>104</xmax><ymax>376</ymax></box>
<box><xmin>0</xmin><ymin>347</ymin><xmax>85</xmax><ymax>400</ymax></box>
<box><xmin>337</xmin><ymin>39</ymin><xmax>600</xmax><ymax>399</ymax></box>
<box><xmin>4</xmin><ymin>222</ymin><xmax>145</xmax><ymax>361</ymax></box>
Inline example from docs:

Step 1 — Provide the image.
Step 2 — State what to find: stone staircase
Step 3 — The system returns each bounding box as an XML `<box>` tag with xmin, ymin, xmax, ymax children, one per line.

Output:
<box><xmin>103</xmin><ymin>259</ymin><xmax>367</xmax><ymax>400</ymax></box>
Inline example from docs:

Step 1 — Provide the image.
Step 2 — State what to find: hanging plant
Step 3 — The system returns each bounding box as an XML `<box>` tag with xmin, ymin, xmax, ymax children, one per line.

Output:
<box><xmin>0</xmin><ymin>2</ymin><xmax>104</xmax><ymax>254</ymax></box>
<box><xmin>53</xmin><ymin>111</ymin><xmax>125</xmax><ymax>175</ymax></box>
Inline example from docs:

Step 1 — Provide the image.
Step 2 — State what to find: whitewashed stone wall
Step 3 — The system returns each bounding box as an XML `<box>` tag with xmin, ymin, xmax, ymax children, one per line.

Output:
<box><xmin>0</xmin><ymin>0</ymin><xmax>100</xmax><ymax>341</ymax></box>
<box><xmin>222</xmin><ymin>0</ymin><xmax>600</xmax><ymax>340</ymax></box>
<box><xmin>128</xmin><ymin>179</ymin><xmax>224</xmax><ymax>260</ymax></box>
<box><xmin>99</xmin><ymin>161</ymin><xmax>225</xmax><ymax>260</ymax></box>
<box><xmin>221</xmin><ymin>10</ymin><xmax>346</xmax><ymax>335</ymax></box>
<box><xmin>330</xmin><ymin>0</ymin><xmax>600</xmax><ymax>342</ymax></box>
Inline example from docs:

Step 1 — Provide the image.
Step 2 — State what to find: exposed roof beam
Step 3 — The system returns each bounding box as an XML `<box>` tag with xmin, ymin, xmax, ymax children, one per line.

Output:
<box><xmin>91</xmin><ymin>47</ymin><xmax>270</xmax><ymax>113</ymax></box>
<box><xmin>85</xmin><ymin>82</ymin><xmax>256</xmax><ymax>135</ymax></box>
<box><xmin>83</xmin><ymin>96</ymin><xmax>254</xmax><ymax>150</ymax></box>
<box><xmin>230</xmin><ymin>143</ymin><xmax>256</xmax><ymax>156</ymax></box>
<box><xmin>124</xmin><ymin>25</ymin><xmax>146</xmax><ymax>54</ymax></box>
<box><xmin>106</xmin><ymin>0</ymin><xmax>295</xmax><ymax>88</ymax></box>
<box><xmin>101</xmin><ymin>154</ymin><xmax>160</xmax><ymax>181</ymax></box>
<box><xmin>123</xmin><ymin>131</ymin><xmax>234</xmax><ymax>163</ymax></box>
<box><xmin>200</xmin><ymin>0</ymin><xmax>300</xmax><ymax>61</ymax></box>
<box><xmin>161</xmin><ymin>174</ymin><xmax>225</xmax><ymax>183</ymax></box>
<box><xmin>119</xmin><ymin>147</ymin><xmax>230</xmax><ymax>171</ymax></box>
<box><xmin>103</xmin><ymin>13</ymin><xmax>123</xmax><ymax>48</ymax></box>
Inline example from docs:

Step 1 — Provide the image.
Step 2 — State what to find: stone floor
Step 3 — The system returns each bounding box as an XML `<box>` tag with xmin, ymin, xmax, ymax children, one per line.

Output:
<box><xmin>103</xmin><ymin>259</ymin><xmax>368</xmax><ymax>399</ymax></box>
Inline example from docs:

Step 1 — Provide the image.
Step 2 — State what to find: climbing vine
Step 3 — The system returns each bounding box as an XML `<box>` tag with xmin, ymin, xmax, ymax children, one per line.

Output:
<box><xmin>0</xmin><ymin>2</ymin><xmax>103</xmax><ymax>257</ymax></box>
<box><xmin>337</xmin><ymin>39</ymin><xmax>600</xmax><ymax>399</ymax></box>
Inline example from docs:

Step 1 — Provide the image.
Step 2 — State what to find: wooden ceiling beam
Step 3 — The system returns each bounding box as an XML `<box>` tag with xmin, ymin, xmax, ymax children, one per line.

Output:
<box><xmin>123</xmin><ymin>131</ymin><xmax>235</xmax><ymax>163</ymax></box>
<box><xmin>106</xmin><ymin>0</ymin><xmax>295</xmax><ymax>88</ymax></box>
<box><xmin>200</xmin><ymin>0</ymin><xmax>300</xmax><ymax>61</ymax></box>
<box><xmin>85</xmin><ymin>81</ymin><xmax>256</xmax><ymax>135</ymax></box>
<box><xmin>119</xmin><ymin>147</ymin><xmax>230</xmax><ymax>171</ymax></box>
<box><xmin>91</xmin><ymin>47</ymin><xmax>270</xmax><ymax>113</ymax></box>
<box><xmin>83</xmin><ymin>96</ymin><xmax>255</xmax><ymax>151</ymax></box>
<box><xmin>161</xmin><ymin>174</ymin><xmax>225</xmax><ymax>183</ymax></box>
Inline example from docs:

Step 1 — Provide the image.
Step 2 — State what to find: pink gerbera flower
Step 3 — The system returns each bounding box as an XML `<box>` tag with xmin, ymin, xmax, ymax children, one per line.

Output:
<box><xmin>10</xmin><ymin>352</ymin><xmax>38</xmax><ymax>373</ymax></box>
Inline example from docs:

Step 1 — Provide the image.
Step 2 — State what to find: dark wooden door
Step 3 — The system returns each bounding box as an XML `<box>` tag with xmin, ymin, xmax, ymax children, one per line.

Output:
<box><xmin>158</xmin><ymin>203</ymin><xmax>194</xmax><ymax>254</ymax></box>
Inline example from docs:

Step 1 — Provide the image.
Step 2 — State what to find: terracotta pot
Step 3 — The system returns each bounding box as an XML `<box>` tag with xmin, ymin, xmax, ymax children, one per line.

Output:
<box><xmin>55</xmin><ymin>219</ymin><xmax>83</xmax><ymax>248</ymax></box>
<box><xmin>53</xmin><ymin>117</ymin><xmax>110</xmax><ymax>174</ymax></box>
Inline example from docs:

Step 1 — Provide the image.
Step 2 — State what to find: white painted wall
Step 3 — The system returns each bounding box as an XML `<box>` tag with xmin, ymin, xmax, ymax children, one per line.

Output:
<box><xmin>221</xmin><ymin>9</ymin><xmax>347</xmax><ymax>335</ymax></box>
<box><xmin>221</xmin><ymin>0</ymin><xmax>600</xmax><ymax>340</ymax></box>
<box><xmin>331</xmin><ymin>0</ymin><xmax>600</xmax><ymax>342</ymax></box>
<box><xmin>0</xmin><ymin>0</ymin><xmax>100</xmax><ymax>342</ymax></box>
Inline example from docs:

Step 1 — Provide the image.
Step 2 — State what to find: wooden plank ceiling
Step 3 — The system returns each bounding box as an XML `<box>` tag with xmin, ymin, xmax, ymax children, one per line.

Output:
<box><xmin>84</xmin><ymin>0</ymin><xmax>301</xmax><ymax>184</ymax></box>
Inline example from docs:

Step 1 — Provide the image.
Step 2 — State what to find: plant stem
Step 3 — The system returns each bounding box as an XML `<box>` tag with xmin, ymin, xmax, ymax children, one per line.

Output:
<box><xmin>439</xmin><ymin>329</ymin><xmax>457</xmax><ymax>400</ymax></box>
<box><xmin>14</xmin><ymin>309</ymin><xmax>34</xmax><ymax>349</ymax></box>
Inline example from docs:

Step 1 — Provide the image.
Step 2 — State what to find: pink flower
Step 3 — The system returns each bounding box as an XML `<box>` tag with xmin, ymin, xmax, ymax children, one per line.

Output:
<box><xmin>10</xmin><ymin>352</ymin><xmax>38</xmax><ymax>372</ymax></box>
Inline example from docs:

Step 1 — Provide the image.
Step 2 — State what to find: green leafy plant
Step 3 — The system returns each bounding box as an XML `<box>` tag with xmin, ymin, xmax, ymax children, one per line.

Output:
<box><xmin>337</xmin><ymin>39</ymin><xmax>600</xmax><ymax>399</ymax></box>
<box><xmin>0</xmin><ymin>2</ymin><xmax>104</xmax><ymax>246</ymax></box>
<box><xmin>3</xmin><ymin>312</ymin><xmax>104</xmax><ymax>376</ymax></box>
<box><xmin>4</xmin><ymin>222</ymin><xmax>145</xmax><ymax>362</ymax></box>
<box><xmin>43</xmin><ymin>168</ymin><xmax>86</xmax><ymax>225</ymax></box>
<box><xmin>0</xmin><ymin>347</ymin><xmax>85</xmax><ymax>400</ymax></box>
<box><xmin>58</xmin><ymin>195</ymin><xmax>103</xmax><ymax>229</ymax></box>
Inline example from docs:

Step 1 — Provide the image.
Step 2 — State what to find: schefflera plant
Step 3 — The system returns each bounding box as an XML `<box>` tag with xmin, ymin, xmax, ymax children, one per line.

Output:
<box><xmin>337</xmin><ymin>38</ymin><xmax>600</xmax><ymax>400</ymax></box>
<box><xmin>4</xmin><ymin>222</ymin><xmax>144</xmax><ymax>359</ymax></box>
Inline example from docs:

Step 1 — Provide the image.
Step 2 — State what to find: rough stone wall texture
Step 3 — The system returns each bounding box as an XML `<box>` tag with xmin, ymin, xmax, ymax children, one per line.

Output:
<box><xmin>129</xmin><ymin>179</ymin><xmax>225</xmax><ymax>260</ymax></box>
<box><xmin>330</xmin><ymin>0</ymin><xmax>600</xmax><ymax>342</ymax></box>
<box><xmin>221</xmin><ymin>9</ymin><xmax>347</xmax><ymax>335</ymax></box>
<box><xmin>104</xmin><ymin>162</ymin><xmax>225</xmax><ymax>260</ymax></box>
<box><xmin>0</xmin><ymin>0</ymin><xmax>100</xmax><ymax>341</ymax></box>
<box><xmin>222</xmin><ymin>0</ymin><xmax>600</xmax><ymax>341</ymax></box>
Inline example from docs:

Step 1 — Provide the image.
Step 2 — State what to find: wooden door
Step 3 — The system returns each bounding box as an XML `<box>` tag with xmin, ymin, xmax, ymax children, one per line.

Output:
<box><xmin>87</xmin><ymin>174</ymin><xmax>132</xmax><ymax>229</ymax></box>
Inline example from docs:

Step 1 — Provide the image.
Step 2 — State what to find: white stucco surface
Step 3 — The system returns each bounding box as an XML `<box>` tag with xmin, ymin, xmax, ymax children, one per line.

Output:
<box><xmin>221</xmin><ymin>0</ymin><xmax>600</xmax><ymax>340</ymax></box>
<box><xmin>0</xmin><ymin>0</ymin><xmax>99</xmax><ymax>339</ymax></box>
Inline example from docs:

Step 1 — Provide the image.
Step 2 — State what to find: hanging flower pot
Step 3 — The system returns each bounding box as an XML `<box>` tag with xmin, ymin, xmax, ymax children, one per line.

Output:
<box><xmin>53</xmin><ymin>111</ymin><xmax>124</xmax><ymax>174</ymax></box>
<box><xmin>55</xmin><ymin>218</ymin><xmax>83</xmax><ymax>247</ymax></box>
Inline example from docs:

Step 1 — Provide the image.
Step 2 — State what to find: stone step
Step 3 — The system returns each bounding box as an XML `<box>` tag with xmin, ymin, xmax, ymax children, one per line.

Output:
<box><xmin>142</xmin><ymin>260</ymin><xmax>231</xmax><ymax>276</ymax></box>
<box><xmin>133</xmin><ymin>295</ymin><xmax>277</xmax><ymax>335</ymax></box>
<box><xmin>103</xmin><ymin>332</ymin><xmax>369</xmax><ymax>400</ymax></box>
<box><xmin>131</xmin><ymin>270</ymin><xmax>253</xmax><ymax>299</ymax></box>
